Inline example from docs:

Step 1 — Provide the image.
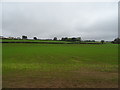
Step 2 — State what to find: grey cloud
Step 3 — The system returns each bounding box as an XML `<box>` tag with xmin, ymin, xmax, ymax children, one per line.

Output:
<box><xmin>2</xmin><ymin>2</ymin><xmax>118</xmax><ymax>40</ymax></box>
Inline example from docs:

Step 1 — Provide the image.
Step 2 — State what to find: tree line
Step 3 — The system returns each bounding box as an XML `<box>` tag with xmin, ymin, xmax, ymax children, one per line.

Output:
<box><xmin>111</xmin><ymin>37</ymin><xmax>120</xmax><ymax>44</ymax></box>
<box><xmin>1</xmin><ymin>35</ymin><xmax>120</xmax><ymax>44</ymax></box>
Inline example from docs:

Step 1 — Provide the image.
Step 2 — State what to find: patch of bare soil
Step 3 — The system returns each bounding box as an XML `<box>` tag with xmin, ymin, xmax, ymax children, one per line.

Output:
<box><xmin>3</xmin><ymin>69</ymin><xmax>118</xmax><ymax>88</ymax></box>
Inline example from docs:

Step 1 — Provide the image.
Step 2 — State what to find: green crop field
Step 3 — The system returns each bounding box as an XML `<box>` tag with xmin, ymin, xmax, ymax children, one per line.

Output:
<box><xmin>2</xmin><ymin>43</ymin><xmax>118</xmax><ymax>88</ymax></box>
<box><xmin>1</xmin><ymin>39</ymin><xmax>71</xmax><ymax>43</ymax></box>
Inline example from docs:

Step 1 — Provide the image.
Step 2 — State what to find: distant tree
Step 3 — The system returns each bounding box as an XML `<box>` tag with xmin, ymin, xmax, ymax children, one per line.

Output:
<box><xmin>92</xmin><ymin>40</ymin><xmax>95</xmax><ymax>42</ymax></box>
<box><xmin>112</xmin><ymin>37</ymin><xmax>120</xmax><ymax>44</ymax></box>
<box><xmin>64</xmin><ymin>37</ymin><xmax>68</xmax><ymax>41</ymax></box>
<box><xmin>61</xmin><ymin>37</ymin><xmax>68</xmax><ymax>41</ymax></box>
<box><xmin>67</xmin><ymin>38</ymin><xmax>72</xmax><ymax>41</ymax></box>
<box><xmin>53</xmin><ymin>37</ymin><xmax>57</xmax><ymax>40</ymax></box>
<box><xmin>71</xmin><ymin>37</ymin><xmax>77</xmax><ymax>41</ymax></box>
<box><xmin>22</xmin><ymin>35</ymin><xmax>27</xmax><ymax>39</ymax></box>
<box><xmin>76</xmin><ymin>37</ymin><xmax>81</xmax><ymax>41</ymax></box>
<box><xmin>61</xmin><ymin>38</ymin><xmax>65</xmax><ymax>41</ymax></box>
<box><xmin>101</xmin><ymin>40</ymin><xmax>105</xmax><ymax>44</ymax></box>
<box><xmin>61</xmin><ymin>37</ymin><xmax>81</xmax><ymax>42</ymax></box>
<box><xmin>65</xmin><ymin>37</ymin><xmax>72</xmax><ymax>41</ymax></box>
<box><xmin>34</xmin><ymin>37</ymin><xmax>37</xmax><ymax>40</ymax></box>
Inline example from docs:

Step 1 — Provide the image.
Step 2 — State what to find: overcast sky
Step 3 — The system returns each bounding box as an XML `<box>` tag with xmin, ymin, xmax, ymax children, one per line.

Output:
<box><xmin>1</xmin><ymin>2</ymin><xmax>118</xmax><ymax>41</ymax></box>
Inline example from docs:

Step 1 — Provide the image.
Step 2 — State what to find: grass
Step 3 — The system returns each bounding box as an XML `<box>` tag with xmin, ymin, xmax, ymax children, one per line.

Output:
<box><xmin>2</xmin><ymin>43</ymin><xmax>118</xmax><ymax>88</ymax></box>
<box><xmin>1</xmin><ymin>39</ymin><xmax>71</xmax><ymax>43</ymax></box>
